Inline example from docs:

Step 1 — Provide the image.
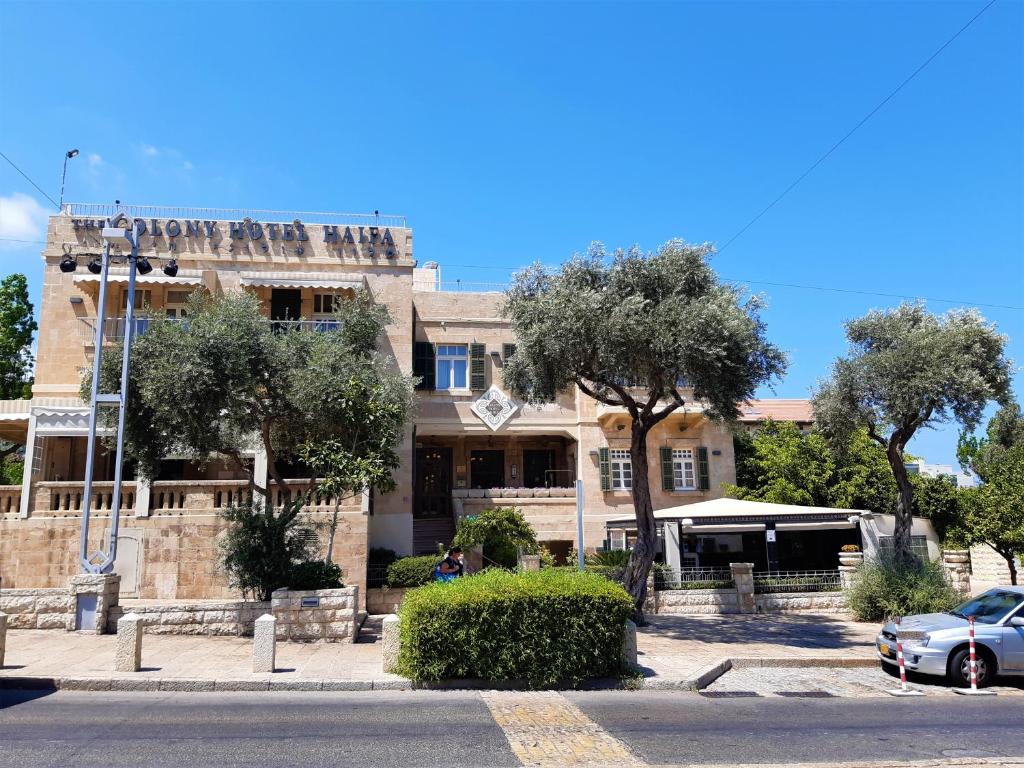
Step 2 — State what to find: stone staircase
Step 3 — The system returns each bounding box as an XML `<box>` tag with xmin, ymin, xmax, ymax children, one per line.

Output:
<box><xmin>413</xmin><ymin>517</ymin><xmax>456</xmax><ymax>555</ymax></box>
<box><xmin>356</xmin><ymin>614</ymin><xmax>384</xmax><ymax>644</ymax></box>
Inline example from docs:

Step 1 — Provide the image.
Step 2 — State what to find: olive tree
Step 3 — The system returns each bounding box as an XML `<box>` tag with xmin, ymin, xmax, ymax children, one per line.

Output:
<box><xmin>87</xmin><ymin>290</ymin><xmax>415</xmax><ymax>498</ymax></box>
<box><xmin>503</xmin><ymin>241</ymin><xmax>785</xmax><ymax>617</ymax></box>
<box><xmin>813</xmin><ymin>303</ymin><xmax>1011</xmax><ymax>564</ymax></box>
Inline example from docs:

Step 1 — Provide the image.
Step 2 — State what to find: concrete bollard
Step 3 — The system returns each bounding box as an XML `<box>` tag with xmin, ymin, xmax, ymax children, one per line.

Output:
<box><xmin>114</xmin><ymin>613</ymin><xmax>143</xmax><ymax>672</ymax></box>
<box><xmin>518</xmin><ymin>554</ymin><xmax>541</xmax><ymax>571</ymax></box>
<box><xmin>253</xmin><ymin>613</ymin><xmax>276</xmax><ymax>673</ymax></box>
<box><xmin>381</xmin><ymin>614</ymin><xmax>400</xmax><ymax>674</ymax></box>
<box><xmin>0</xmin><ymin>612</ymin><xmax>7</xmax><ymax>668</ymax></box>
<box><xmin>729</xmin><ymin>563</ymin><xmax>756</xmax><ymax>614</ymax></box>
<box><xmin>621</xmin><ymin>619</ymin><xmax>638</xmax><ymax>671</ymax></box>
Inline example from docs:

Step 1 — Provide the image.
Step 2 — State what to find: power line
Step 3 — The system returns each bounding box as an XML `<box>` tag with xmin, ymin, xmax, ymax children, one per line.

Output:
<box><xmin>720</xmin><ymin>276</ymin><xmax>1023</xmax><ymax>312</ymax></box>
<box><xmin>0</xmin><ymin>238</ymin><xmax>47</xmax><ymax>245</ymax></box>
<box><xmin>718</xmin><ymin>0</ymin><xmax>998</xmax><ymax>254</ymax></box>
<box><xmin>0</xmin><ymin>150</ymin><xmax>61</xmax><ymax>209</ymax></box>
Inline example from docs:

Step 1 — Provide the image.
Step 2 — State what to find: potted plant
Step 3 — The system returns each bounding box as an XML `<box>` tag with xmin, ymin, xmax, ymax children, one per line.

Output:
<box><xmin>839</xmin><ymin>544</ymin><xmax>863</xmax><ymax>567</ymax></box>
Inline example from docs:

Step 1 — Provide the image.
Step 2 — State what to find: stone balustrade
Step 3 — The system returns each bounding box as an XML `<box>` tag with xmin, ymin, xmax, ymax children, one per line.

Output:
<box><xmin>0</xmin><ymin>485</ymin><xmax>21</xmax><ymax>517</ymax></box>
<box><xmin>451</xmin><ymin>487</ymin><xmax>576</xmax><ymax>499</ymax></box>
<box><xmin>37</xmin><ymin>481</ymin><xmax>137</xmax><ymax>514</ymax></box>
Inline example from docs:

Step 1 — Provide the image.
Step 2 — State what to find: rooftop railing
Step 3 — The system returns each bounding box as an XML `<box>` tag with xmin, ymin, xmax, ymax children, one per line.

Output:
<box><xmin>63</xmin><ymin>203</ymin><xmax>407</xmax><ymax>229</ymax></box>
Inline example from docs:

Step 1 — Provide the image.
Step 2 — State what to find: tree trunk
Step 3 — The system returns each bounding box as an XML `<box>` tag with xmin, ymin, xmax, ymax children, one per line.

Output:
<box><xmin>622</xmin><ymin>423</ymin><xmax>655</xmax><ymax>624</ymax></box>
<box><xmin>1001</xmin><ymin>549</ymin><xmax>1019</xmax><ymax>586</ymax></box>
<box><xmin>325</xmin><ymin>500</ymin><xmax>339</xmax><ymax>566</ymax></box>
<box><xmin>886</xmin><ymin>441</ymin><xmax>916</xmax><ymax>565</ymax></box>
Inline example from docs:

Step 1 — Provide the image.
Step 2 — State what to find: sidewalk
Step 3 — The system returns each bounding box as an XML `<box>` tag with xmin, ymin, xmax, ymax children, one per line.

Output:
<box><xmin>0</xmin><ymin>613</ymin><xmax>880</xmax><ymax>691</ymax></box>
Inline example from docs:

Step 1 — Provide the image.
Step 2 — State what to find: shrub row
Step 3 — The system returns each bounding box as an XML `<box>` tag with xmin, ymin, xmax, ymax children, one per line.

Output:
<box><xmin>386</xmin><ymin>555</ymin><xmax>439</xmax><ymax>588</ymax></box>
<box><xmin>846</xmin><ymin>556</ymin><xmax>960</xmax><ymax>621</ymax></box>
<box><xmin>396</xmin><ymin>568</ymin><xmax>634</xmax><ymax>688</ymax></box>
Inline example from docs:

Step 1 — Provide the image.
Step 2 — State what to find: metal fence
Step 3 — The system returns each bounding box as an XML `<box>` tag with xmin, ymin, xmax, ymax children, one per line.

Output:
<box><xmin>753</xmin><ymin>569</ymin><xmax>842</xmax><ymax>594</ymax></box>
<box><xmin>656</xmin><ymin>566</ymin><xmax>734</xmax><ymax>591</ymax></box>
<box><xmin>366</xmin><ymin>565</ymin><xmax>390</xmax><ymax>589</ymax></box>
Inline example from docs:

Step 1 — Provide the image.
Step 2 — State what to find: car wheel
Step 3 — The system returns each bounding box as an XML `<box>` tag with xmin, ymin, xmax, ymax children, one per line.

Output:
<box><xmin>948</xmin><ymin>647</ymin><xmax>995</xmax><ymax>688</ymax></box>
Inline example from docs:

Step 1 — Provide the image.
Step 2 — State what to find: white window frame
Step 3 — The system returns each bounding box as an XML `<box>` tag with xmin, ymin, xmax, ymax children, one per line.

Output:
<box><xmin>610</xmin><ymin>449</ymin><xmax>632</xmax><ymax>490</ymax></box>
<box><xmin>435</xmin><ymin>344</ymin><xmax>469</xmax><ymax>391</ymax></box>
<box><xmin>672</xmin><ymin>448</ymin><xmax>697</xmax><ymax>490</ymax></box>
<box><xmin>126</xmin><ymin>288</ymin><xmax>152</xmax><ymax>311</ymax></box>
<box><xmin>312</xmin><ymin>292</ymin><xmax>343</xmax><ymax>317</ymax></box>
<box><xmin>164</xmin><ymin>290</ymin><xmax>191</xmax><ymax>319</ymax></box>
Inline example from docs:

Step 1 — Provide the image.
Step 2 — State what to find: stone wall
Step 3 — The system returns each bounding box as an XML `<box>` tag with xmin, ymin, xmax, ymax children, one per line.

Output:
<box><xmin>0</xmin><ymin>587</ymin><xmax>73</xmax><ymax>629</ymax></box>
<box><xmin>970</xmin><ymin>544</ymin><xmax>1018</xmax><ymax>591</ymax></box>
<box><xmin>271</xmin><ymin>586</ymin><xmax>359</xmax><ymax>642</ymax></box>
<box><xmin>366</xmin><ymin>587</ymin><xmax>409</xmax><ymax>615</ymax></box>
<box><xmin>106</xmin><ymin>601</ymin><xmax>270</xmax><ymax>636</ymax></box>
<box><xmin>655</xmin><ymin>588</ymin><xmax>739</xmax><ymax>615</ymax></box>
<box><xmin>755</xmin><ymin>591</ymin><xmax>848</xmax><ymax>614</ymax></box>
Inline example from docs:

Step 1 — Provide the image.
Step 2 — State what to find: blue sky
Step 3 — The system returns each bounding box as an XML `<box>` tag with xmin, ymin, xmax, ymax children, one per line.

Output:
<box><xmin>1</xmin><ymin>0</ymin><xmax>1021</xmax><ymax>466</ymax></box>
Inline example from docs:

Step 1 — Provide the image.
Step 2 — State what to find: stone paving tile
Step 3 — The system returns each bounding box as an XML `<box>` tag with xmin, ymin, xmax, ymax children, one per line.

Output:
<box><xmin>704</xmin><ymin>664</ymin><xmax>1024</xmax><ymax>698</ymax></box>
<box><xmin>481</xmin><ymin>690</ymin><xmax>644</xmax><ymax>767</ymax></box>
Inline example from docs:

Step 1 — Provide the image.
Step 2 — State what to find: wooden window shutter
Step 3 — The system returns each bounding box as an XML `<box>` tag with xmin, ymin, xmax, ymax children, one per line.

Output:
<box><xmin>470</xmin><ymin>343</ymin><xmax>486</xmax><ymax>390</ymax></box>
<box><xmin>697</xmin><ymin>446</ymin><xmax>710</xmax><ymax>491</ymax></box>
<box><xmin>599</xmin><ymin>447</ymin><xmax>610</xmax><ymax>491</ymax></box>
<box><xmin>660</xmin><ymin>447</ymin><xmax>674</xmax><ymax>491</ymax></box>
<box><xmin>413</xmin><ymin>342</ymin><xmax>435</xmax><ymax>390</ymax></box>
<box><xmin>502</xmin><ymin>343</ymin><xmax>517</xmax><ymax>361</ymax></box>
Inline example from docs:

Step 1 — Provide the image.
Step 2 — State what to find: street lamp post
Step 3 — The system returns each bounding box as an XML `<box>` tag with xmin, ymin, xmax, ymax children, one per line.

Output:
<box><xmin>58</xmin><ymin>149</ymin><xmax>79</xmax><ymax>211</ymax></box>
<box><xmin>77</xmin><ymin>213</ymin><xmax>141</xmax><ymax>573</ymax></box>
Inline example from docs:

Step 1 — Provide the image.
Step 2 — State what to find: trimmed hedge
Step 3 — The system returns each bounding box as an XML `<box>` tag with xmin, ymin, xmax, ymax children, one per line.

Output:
<box><xmin>386</xmin><ymin>555</ymin><xmax>439</xmax><ymax>588</ymax></box>
<box><xmin>396</xmin><ymin>568</ymin><xmax>634</xmax><ymax>688</ymax></box>
<box><xmin>846</xmin><ymin>555</ymin><xmax>959</xmax><ymax>621</ymax></box>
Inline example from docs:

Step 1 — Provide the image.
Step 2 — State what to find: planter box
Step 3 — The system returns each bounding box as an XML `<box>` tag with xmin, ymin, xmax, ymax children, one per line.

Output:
<box><xmin>271</xmin><ymin>586</ymin><xmax>359</xmax><ymax>642</ymax></box>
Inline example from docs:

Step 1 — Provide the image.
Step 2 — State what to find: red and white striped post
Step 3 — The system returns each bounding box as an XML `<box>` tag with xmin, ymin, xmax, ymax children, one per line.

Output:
<box><xmin>887</xmin><ymin>616</ymin><xmax>923</xmax><ymax>697</ymax></box>
<box><xmin>954</xmin><ymin>614</ymin><xmax>996</xmax><ymax>696</ymax></box>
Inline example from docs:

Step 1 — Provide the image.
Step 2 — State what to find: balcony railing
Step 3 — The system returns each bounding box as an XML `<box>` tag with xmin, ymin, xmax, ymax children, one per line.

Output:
<box><xmin>64</xmin><ymin>202</ymin><xmax>407</xmax><ymax>229</ymax></box>
<box><xmin>80</xmin><ymin>316</ymin><xmax>343</xmax><ymax>344</ymax></box>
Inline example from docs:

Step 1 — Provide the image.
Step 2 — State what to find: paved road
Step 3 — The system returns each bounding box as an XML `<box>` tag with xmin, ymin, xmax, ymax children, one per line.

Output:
<box><xmin>2</xmin><ymin>689</ymin><xmax>1023</xmax><ymax>767</ymax></box>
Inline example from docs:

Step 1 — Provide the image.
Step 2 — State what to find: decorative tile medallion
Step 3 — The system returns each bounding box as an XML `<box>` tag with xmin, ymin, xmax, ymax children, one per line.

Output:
<box><xmin>471</xmin><ymin>385</ymin><xmax>519</xmax><ymax>431</ymax></box>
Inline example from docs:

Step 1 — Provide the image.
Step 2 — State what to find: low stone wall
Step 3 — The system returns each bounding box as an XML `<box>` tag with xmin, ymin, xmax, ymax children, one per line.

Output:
<box><xmin>0</xmin><ymin>587</ymin><xmax>73</xmax><ymax>630</ymax></box>
<box><xmin>271</xmin><ymin>586</ymin><xmax>359</xmax><ymax>642</ymax></box>
<box><xmin>755</xmin><ymin>591</ymin><xmax>848</xmax><ymax>614</ymax></box>
<box><xmin>366</xmin><ymin>587</ymin><xmax>410</xmax><ymax>615</ymax></box>
<box><xmin>656</xmin><ymin>589</ymin><xmax>740</xmax><ymax>615</ymax></box>
<box><xmin>106</xmin><ymin>601</ymin><xmax>270</xmax><ymax>636</ymax></box>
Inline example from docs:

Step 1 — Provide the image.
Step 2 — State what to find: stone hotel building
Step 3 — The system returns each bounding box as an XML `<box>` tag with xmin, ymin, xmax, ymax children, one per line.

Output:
<box><xmin>0</xmin><ymin>205</ymin><xmax>808</xmax><ymax>607</ymax></box>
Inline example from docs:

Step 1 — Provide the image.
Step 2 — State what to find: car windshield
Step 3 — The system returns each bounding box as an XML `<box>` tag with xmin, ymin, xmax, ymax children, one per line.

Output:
<box><xmin>948</xmin><ymin>591</ymin><xmax>1024</xmax><ymax>624</ymax></box>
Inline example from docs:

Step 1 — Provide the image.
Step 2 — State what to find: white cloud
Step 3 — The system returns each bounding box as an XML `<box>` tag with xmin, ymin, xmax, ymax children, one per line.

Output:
<box><xmin>141</xmin><ymin>144</ymin><xmax>159</xmax><ymax>157</ymax></box>
<box><xmin>87</xmin><ymin>153</ymin><xmax>103</xmax><ymax>169</ymax></box>
<box><xmin>0</xmin><ymin>193</ymin><xmax>49</xmax><ymax>249</ymax></box>
<box><xmin>182</xmin><ymin>160</ymin><xmax>194</xmax><ymax>172</ymax></box>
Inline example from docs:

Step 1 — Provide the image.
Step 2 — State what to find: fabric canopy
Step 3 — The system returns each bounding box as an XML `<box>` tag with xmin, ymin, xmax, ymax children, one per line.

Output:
<box><xmin>74</xmin><ymin>269</ymin><xmax>203</xmax><ymax>286</ymax></box>
<box><xmin>238</xmin><ymin>271</ymin><xmax>364</xmax><ymax>290</ymax></box>
<box><xmin>605</xmin><ymin>497</ymin><xmax>865</xmax><ymax>527</ymax></box>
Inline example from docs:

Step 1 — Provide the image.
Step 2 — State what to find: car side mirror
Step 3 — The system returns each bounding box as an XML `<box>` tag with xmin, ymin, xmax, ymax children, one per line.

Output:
<box><xmin>1010</xmin><ymin>616</ymin><xmax>1024</xmax><ymax>628</ymax></box>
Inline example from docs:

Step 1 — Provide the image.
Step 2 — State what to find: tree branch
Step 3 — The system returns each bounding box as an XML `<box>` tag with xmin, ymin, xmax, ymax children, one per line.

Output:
<box><xmin>574</xmin><ymin>377</ymin><xmax>624</xmax><ymax>407</ymax></box>
<box><xmin>866</xmin><ymin>422</ymin><xmax>887</xmax><ymax>448</ymax></box>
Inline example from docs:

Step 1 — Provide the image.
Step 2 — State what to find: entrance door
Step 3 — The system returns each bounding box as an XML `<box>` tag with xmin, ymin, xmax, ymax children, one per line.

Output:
<box><xmin>523</xmin><ymin>449</ymin><xmax>555</xmax><ymax>488</ymax></box>
<box><xmin>414</xmin><ymin>446</ymin><xmax>452</xmax><ymax>518</ymax></box>
<box><xmin>470</xmin><ymin>450</ymin><xmax>505</xmax><ymax>489</ymax></box>
<box><xmin>270</xmin><ymin>289</ymin><xmax>302</xmax><ymax>322</ymax></box>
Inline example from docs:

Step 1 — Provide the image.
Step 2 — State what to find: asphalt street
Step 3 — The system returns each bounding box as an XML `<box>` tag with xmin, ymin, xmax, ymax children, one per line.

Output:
<box><xmin>1</xmin><ymin>689</ymin><xmax>1022</xmax><ymax>767</ymax></box>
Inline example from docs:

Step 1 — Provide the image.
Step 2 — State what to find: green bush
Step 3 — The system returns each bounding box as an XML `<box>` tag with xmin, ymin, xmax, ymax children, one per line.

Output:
<box><xmin>397</xmin><ymin>568</ymin><xmax>634</xmax><ymax>688</ymax></box>
<box><xmin>369</xmin><ymin>547</ymin><xmax>399</xmax><ymax>567</ymax></box>
<box><xmin>453</xmin><ymin>507</ymin><xmax>538</xmax><ymax>569</ymax></box>
<box><xmin>846</xmin><ymin>556</ymin><xmax>960</xmax><ymax>621</ymax></box>
<box><xmin>288</xmin><ymin>560</ymin><xmax>344</xmax><ymax>590</ymax></box>
<box><xmin>386</xmin><ymin>555</ymin><xmax>439</xmax><ymax>588</ymax></box>
<box><xmin>586</xmin><ymin>549</ymin><xmax>631</xmax><ymax>567</ymax></box>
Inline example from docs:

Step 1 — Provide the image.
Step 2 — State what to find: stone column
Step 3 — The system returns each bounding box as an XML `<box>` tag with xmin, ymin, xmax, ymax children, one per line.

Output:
<box><xmin>838</xmin><ymin>551</ymin><xmax>864</xmax><ymax>589</ymax></box>
<box><xmin>518</xmin><ymin>554</ymin><xmax>541</xmax><ymax>571</ymax></box>
<box><xmin>664</xmin><ymin>522</ymin><xmax>682</xmax><ymax>574</ymax></box>
<box><xmin>69</xmin><ymin>573</ymin><xmax>120</xmax><ymax>633</ymax></box>
<box><xmin>730</xmin><ymin>562</ymin><xmax>756</xmax><ymax>614</ymax></box>
<box><xmin>114</xmin><ymin>613</ymin><xmax>143</xmax><ymax>672</ymax></box>
<box><xmin>0</xmin><ymin>612</ymin><xmax>7</xmax><ymax>668</ymax></box>
<box><xmin>621</xmin><ymin>619</ymin><xmax>638</xmax><ymax>671</ymax></box>
<box><xmin>381</xmin><ymin>614</ymin><xmax>400</xmax><ymax>674</ymax></box>
<box><xmin>942</xmin><ymin>550</ymin><xmax>972</xmax><ymax>595</ymax></box>
<box><xmin>253</xmin><ymin>614</ymin><xmax>276</xmax><ymax>673</ymax></box>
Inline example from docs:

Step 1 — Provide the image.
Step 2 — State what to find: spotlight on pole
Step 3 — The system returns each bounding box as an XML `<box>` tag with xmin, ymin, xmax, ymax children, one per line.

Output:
<box><xmin>67</xmin><ymin>149</ymin><xmax>80</xmax><ymax>159</ymax></box>
<box><xmin>163</xmin><ymin>258</ymin><xmax>178</xmax><ymax>277</ymax></box>
<box><xmin>87</xmin><ymin>257</ymin><xmax>102</xmax><ymax>274</ymax></box>
<box><xmin>59</xmin><ymin>255</ymin><xmax>78</xmax><ymax>273</ymax></box>
<box><xmin>136</xmin><ymin>256</ymin><xmax>153</xmax><ymax>275</ymax></box>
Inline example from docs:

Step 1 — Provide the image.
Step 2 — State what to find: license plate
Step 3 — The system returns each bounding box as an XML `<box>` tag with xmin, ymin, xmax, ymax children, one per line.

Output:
<box><xmin>879</xmin><ymin>643</ymin><xmax>890</xmax><ymax>656</ymax></box>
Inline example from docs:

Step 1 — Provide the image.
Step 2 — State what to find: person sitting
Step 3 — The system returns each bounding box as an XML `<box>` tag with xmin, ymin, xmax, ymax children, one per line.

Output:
<box><xmin>435</xmin><ymin>547</ymin><xmax>464</xmax><ymax>582</ymax></box>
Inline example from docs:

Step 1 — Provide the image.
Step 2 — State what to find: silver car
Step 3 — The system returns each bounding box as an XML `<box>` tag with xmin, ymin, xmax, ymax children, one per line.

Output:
<box><xmin>877</xmin><ymin>587</ymin><xmax>1024</xmax><ymax>687</ymax></box>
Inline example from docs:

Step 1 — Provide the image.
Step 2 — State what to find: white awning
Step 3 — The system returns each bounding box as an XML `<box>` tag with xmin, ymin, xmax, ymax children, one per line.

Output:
<box><xmin>238</xmin><ymin>271</ymin><xmax>365</xmax><ymax>290</ymax></box>
<box><xmin>605</xmin><ymin>497</ymin><xmax>866</xmax><ymax>527</ymax></box>
<box><xmin>74</xmin><ymin>269</ymin><xmax>204</xmax><ymax>286</ymax></box>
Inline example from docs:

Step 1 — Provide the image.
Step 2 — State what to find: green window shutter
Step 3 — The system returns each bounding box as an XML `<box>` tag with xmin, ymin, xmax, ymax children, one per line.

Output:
<box><xmin>697</xmin><ymin>446</ymin><xmax>710</xmax><ymax>491</ymax></box>
<box><xmin>660</xmin><ymin>447</ymin><xmax>674</xmax><ymax>491</ymax></box>
<box><xmin>502</xmin><ymin>343</ymin><xmax>517</xmax><ymax>361</ymax></box>
<box><xmin>599</xmin><ymin>447</ymin><xmax>610</xmax><ymax>491</ymax></box>
<box><xmin>470</xmin><ymin>343</ymin><xmax>486</xmax><ymax>390</ymax></box>
<box><xmin>413</xmin><ymin>342</ymin><xmax>435</xmax><ymax>390</ymax></box>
